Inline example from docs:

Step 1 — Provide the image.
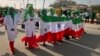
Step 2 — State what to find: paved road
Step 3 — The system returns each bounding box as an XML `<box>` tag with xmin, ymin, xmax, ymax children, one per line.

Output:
<box><xmin>0</xmin><ymin>23</ymin><xmax>100</xmax><ymax>56</ymax></box>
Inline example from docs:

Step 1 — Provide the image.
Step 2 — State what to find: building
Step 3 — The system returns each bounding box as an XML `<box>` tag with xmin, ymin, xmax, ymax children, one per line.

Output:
<box><xmin>68</xmin><ymin>4</ymin><xmax>88</xmax><ymax>10</ymax></box>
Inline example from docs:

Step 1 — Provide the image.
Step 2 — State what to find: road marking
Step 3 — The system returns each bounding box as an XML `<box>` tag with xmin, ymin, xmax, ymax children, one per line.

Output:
<box><xmin>40</xmin><ymin>46</ymin><xmax>63</xmax><ymax>56</ymax></box>
<box><xmin>64</xmin><ymin>40</ymin><xmax>100</xmax><ymax>53</ymax></box>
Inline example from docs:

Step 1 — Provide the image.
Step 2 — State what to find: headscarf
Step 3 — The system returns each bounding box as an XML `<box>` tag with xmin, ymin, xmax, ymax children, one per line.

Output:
<box><xmin>2</xmin><ymin>10</ymin><xmax>7</xmax><ymax>17</ymax></box>
<box><xmin>67</xmin><ymin>10</ymin><xmax>72</xmax><ymax>16</ymax></box>
<box><xmin>49</xmin><ymin>8</ymin><xmax>55</xmax><ymax>16</ymax></box>
<box><xmin>75</xmin><ymin>9</ymin><xmax>81</xmax><ymax>16</ymax></box>
<box><xmin>41</xmin><ymin>8</ymin><xmax>47</xmax><ymax>16</ymax></box>
<box><xmin>55</xmin><ymin>8</ymin><xmax>62</xmax><ymax>16</ymax></box>
<box><xmin>0</xmin><ymin>7</ymin><xmax>2</xmax><ymax>14</ymax></box>
<box><xmin>23</xmin><ymin>4</ymin><xmax>34</xmax><ymax>21</ymax></box>
<box><xmin>6</xmin><ymin>7</ymin><xmax>16</xmax><ymax>22</ymax></box>
<box><xmin>10</xmin><ymin>8</ymin><xmax>15</xmax><ymax>19</ymax></box>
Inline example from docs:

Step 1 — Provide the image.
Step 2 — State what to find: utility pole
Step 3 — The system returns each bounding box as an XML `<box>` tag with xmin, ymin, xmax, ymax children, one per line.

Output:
<box><xmin>14</xmin><ymin>4</ymin><xmax>16</xmax><ymax>9</ymax></box>
<box><xmin>27</xmin><ymin>0</ymin><xmax>29</xmax><ymax>5</ymax></box>
<box><xmin>20</xmin><ymin>3</ymin><xmax>22</xmax><ymax>9</ymax></box>
<box><xmin>35</xmin><ymin>0</ymin><xmax>36</xmax><ymax>8</ymax></box>
<box><xmin>23</xmin><ymin>0</ymin><xmax>25</xmax><ymax>8</ymax></box>
<box><xmin>42</xmin><ymin>0</ymin><xmax>46</xmax><ymax>9</ymax></box>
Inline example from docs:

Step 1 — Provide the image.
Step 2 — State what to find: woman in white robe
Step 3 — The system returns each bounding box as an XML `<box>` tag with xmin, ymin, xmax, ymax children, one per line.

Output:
<box><xmin>3</xmin><ymin>8</ymin><xmax>20</xmax><ymax>55</ymax></box>
<box><xmin>21</xmin><ymin>4</ymin><xmax>38</xmax><ymax>48</ymax></box>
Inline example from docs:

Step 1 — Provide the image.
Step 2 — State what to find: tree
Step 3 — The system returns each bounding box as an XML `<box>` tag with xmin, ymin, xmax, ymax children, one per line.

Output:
<box><xmin>91</xmin><ymin>5</ymin><xmax>100</xmax><ymax>13</ymax></box>
<box><xmin>50</xmin><ymin>0</ymin><xmax>76</xmax><ymax>8</ymax></box>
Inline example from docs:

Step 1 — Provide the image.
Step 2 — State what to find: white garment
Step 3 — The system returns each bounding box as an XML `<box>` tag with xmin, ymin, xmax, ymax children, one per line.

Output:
<box><xmin>84</xmin><ymin>12</ymin><xmax>89</xmax><ymax>17</ymax></box>
<box><xmin>50</xmin><ymin>22</ymin><xmax>64</xmax><ymax>33</ymax></box>
<box><xmin>58</xmin><ymin>21</ymin><xmax>66</xmax><ymax>32</ymax></box>
<box><xmin>4</xmin><ymin>14</ymin><xmax>19</xmax><ymax>41</ymax></box>
<box><xmin>50</xmin><ymin>22</ymin><xmax>58</xmax><ymax>33</ymax></box>
<box><xmin>38</xmin><ymin>17</ymin><xmax>50</xmax><ymax>35</ymax></box>
<box><xmin>34</xmin><ymin>14</ymin><xmax>42</xmax><ymax>24</ymax></box>
<box><xmin>64</xmin><ymin>20</ymin><xmax>72</xmax><ymax>29</ymax></box>
<box><xmin>17</xmin><ymin>12</ymin><xmax>23</xmax><ymax>24</ymax></box>
<box><xmin>24</xmin><ymin>14</ymin><xmax>35</xmax><ymax>37</ymax></box>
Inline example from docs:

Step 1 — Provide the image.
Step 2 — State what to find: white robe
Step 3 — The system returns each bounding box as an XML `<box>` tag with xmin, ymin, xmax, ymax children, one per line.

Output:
<box><xmin>24</xmin><ymin>14</ymin><xmax>35</xmax><ymax>37</ymax></box>
<box><xmin>4</xmin><ymin>14</ymin><xmax>20</xmax><ymax>41</ymax></box>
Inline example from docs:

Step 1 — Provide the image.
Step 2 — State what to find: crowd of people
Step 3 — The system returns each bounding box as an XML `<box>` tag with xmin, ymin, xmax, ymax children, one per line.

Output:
<box><xmin>83</xmin><ymin>9</ymin><xmax>97</xmax><ymax>24</ymax></box>
<box><xmin>0</xmin><ymin>4</ymin><xmax>86</xmax><ymax>56</ymax></box>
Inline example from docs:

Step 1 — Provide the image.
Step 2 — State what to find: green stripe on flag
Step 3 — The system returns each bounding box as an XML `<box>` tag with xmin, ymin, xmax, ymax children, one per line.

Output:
<box><xmin>40</xmin><ymin>15</ymin><xmax>71</xmax><ymax>22</ymax></box>
<box><xmin>72</xmin><ymin>18</ymin><xmax>83</xmax><ymax>24</ymax></box>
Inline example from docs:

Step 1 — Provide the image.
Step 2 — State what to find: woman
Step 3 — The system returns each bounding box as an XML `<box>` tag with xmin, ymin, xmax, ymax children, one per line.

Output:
<box><xmin>3</xmin><ymin>7</ymin><xmax>19</xmax><ymax>55</ymax></box>
<box><xmin>21</xmin><ymin>4</ymin><xmax>38</xmax><ymax>48</ymax></box>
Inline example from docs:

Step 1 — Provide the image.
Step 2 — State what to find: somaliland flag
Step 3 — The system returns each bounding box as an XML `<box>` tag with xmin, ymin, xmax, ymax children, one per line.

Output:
<box><xmin>63</xmin><ymin>18</ymin><xmax>72</xmax><ymax>37</ymax></box>
<box><xmin>40</xmin><ymin>15</ymin><xmax>69</xmax><ymax>43</ymax></box>
<box><xmin>57</xmin><ymin>16</ymin><xmax>72</xmax><ymax>41</ymax></box>
<box><xmin>70</xmin><ymin>17</ymin><xmax>84</xmax><ymax>39</ymax></box>
<box><xmin>37</xmin><ymin>16</ymin><xmax>52</xmax><ymax>42</ymax></box>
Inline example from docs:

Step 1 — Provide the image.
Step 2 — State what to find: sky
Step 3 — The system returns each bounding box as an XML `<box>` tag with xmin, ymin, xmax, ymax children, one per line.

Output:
<box><xmin>0</xmin><ymin>0</ymin><xmax>100</xmax><ymax>9</ymax></box>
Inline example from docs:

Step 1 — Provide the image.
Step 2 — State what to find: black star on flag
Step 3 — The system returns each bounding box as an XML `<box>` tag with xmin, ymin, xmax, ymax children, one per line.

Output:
<box><xmin>58</xmin><ymin>23</ymin><xmax>61</xmax><ymax>29</ymax></box>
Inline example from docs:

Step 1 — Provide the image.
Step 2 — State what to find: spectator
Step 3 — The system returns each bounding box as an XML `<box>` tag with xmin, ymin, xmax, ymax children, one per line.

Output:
<box><xmin>84</xmin><ymin>11</ymin><xmax>90</xmax><ymax>23</ymax></box>
<box><xmin>90</xmin><ymin>11</ymin><xmax>96</xmax><ymax>24</ymax></box>
<box><xmin>96</xmin><ymin>12</ymin><xmax>100</xmax><ymax>24</ymax></box>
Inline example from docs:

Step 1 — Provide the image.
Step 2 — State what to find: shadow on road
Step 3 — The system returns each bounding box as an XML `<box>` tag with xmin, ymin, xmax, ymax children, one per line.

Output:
<box><xmin>43</xmin><ymin>42</ymin><xmax>91</xmax><ymax>56</ymax></box>
<box><xmin>71</xmin><ymin>33</ymin><xmax>100</xmax><ymax>49</ymax></box>
<box><xmin>26</xmin><ymin>48</ymin><xmax>53</xmax><ymax>56</ymax></box>
<box><xmin>1</xmin><ymin>48</ymin><xmax>27</xmax><ymax>56</ymax></box>
<box><xmin>14</xmin><ymin>48</ymin><xmax>27</xmax><ymax>56</ymax></box>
